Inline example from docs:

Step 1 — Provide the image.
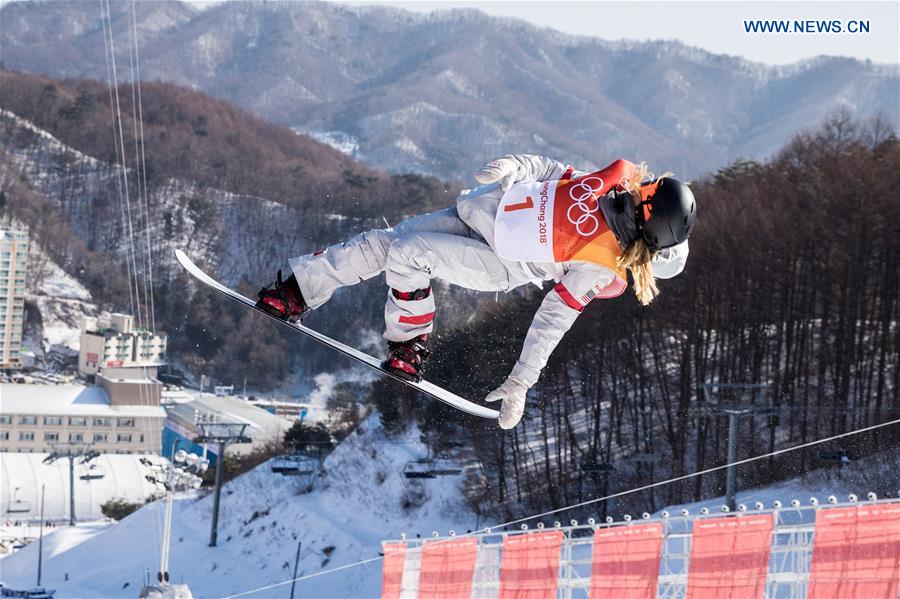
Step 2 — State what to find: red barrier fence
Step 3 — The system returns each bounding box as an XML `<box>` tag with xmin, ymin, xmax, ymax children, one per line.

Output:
<box><xmin>498</xmin><ymin>531</ymin><xmax>564</xmax><ymax>598</ymax></box>
<box><xmin>589</xmin><ymin>522</ymin><xmax>663</xmax><ymax>599</ymax></box>
<box><xmin>685</xmin><ymin>514</ymin><xmax>775</xmax><ymax>599</ymax></box>
<box><xmin>418</xmin><ymin>537</ymin><xmax>479</xmax><ymax>599</ymax></box>
<box><xmin>380</xmin><ymin>498</ymin><xmax>900</xmax><ymax>599</ymax></box>
<box><xmin>807</xmin><ymin>503</ymin><xmax>900</xmax><ymax>599</ymax></box>
<box><xmin>381</xmin><ymin>542</ymin><xmax>407</xmax><ymax>599</ymax></box>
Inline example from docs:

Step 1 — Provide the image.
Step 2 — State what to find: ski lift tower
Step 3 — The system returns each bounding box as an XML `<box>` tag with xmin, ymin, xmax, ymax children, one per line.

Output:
<box><xmin>139</xmin><ymin>449</ymin><xmax>207</xmax><ymax>599</ymax></box>
<box><xmin>701</xmin><ymin>382</ymin><xmax>773</xmax><ymax>512</ymax></box>
<box><xmin>193</xmin><ymin>414</ymin><xmax>251</xmax><ymax>547</ymax></box>
<box><xmin>42</xmin><ymin>444</ymin><xmax>100</xmax><ymax>526</ymax></box>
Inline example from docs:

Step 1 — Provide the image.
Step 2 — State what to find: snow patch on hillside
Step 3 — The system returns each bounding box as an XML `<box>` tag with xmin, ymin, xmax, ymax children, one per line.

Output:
<box><xmin>292</xmin><ymin>129</ymin><xmax>359</xmax><ymax>157</ymax></box>
<box><xmin>24</xmin><ymin>242</ymin><xmax>98</xmax><ymax>360</ymax></box>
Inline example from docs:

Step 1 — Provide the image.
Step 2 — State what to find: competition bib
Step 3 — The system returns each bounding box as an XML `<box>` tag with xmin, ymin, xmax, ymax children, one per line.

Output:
<box><xmin>494</xmin><ymin>160</ymin><xmax>636</xmax><ymax>274</ymax></box>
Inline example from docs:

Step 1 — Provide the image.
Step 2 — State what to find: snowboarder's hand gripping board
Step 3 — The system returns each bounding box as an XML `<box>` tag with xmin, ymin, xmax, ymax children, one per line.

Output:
<box><xmin>175</xmin><ymin>250</ymin><xmax>499</xmax><ymax>420</ymax></box>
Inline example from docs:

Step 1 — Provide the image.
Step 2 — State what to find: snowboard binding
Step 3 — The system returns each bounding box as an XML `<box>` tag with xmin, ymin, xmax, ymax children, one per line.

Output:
<box><xmin>256</xmin><ymin>269</ymin><xmax>308</xmax><ymax>323</ymax></box>
<box><xmin>382</xmin><ymin>335</ymin><xmax>430</xmax><ymax>382</ymax></box>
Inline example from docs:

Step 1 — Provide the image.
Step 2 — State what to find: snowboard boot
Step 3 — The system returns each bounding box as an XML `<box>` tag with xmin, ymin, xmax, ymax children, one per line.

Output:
<box><xmin>256</xmin><ymin>269</ymin><xmax>308</xmax><ymax>323</ymax></box>
<box><xmin>382</xmin><ymin>334</ymin><xmax>430</xmax><ymax>382</ymax></box>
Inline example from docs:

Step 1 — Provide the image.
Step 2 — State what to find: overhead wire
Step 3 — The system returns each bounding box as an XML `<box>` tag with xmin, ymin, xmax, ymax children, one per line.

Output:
<box><xmin>221</xmin><ymin>416</ymin><xmax>900</xmax><ymax>598</ymax></box>
<box><xmin>99</xmin><ymin>0</ymin><xmax>136</xmax><ymax>322</ymax></box>
<box><xmin>98</xmin><ymin>0</ymin><xmax>163</xmax><ymax>560</ymax></box>
<box><xmin>103</xmin><ymin>0</ymin><xmax>144</xmax><ymax>331</ymax></box>
<box><xmin>133</xmin><ymin>3</ymin><xmax>156</xmax><ymax>332</ymax></box>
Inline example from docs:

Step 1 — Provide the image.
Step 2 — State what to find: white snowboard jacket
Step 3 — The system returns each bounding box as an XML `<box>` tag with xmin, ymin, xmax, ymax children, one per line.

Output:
<box><xmin>457</xmin><ymin>154</ymin><xmax>690</xmax><ymax>387</ymax></box>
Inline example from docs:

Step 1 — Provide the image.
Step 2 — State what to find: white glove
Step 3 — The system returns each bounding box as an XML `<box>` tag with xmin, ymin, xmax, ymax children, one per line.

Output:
<box><xmin>474</xmin><ymin>157</ymin><xmax>518</xmax><ymax>191</ymax></box>
<box><xmin>485</xmin><ymin>376</ymin><xmax>529</xmax><ymax>429</ymax></box>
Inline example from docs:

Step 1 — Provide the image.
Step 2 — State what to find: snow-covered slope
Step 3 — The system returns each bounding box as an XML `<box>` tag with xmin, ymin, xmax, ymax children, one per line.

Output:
<box><xmin>0</xmin><ymin>414</ymin><xmax>476</xmax><ymax>597</ymax></box>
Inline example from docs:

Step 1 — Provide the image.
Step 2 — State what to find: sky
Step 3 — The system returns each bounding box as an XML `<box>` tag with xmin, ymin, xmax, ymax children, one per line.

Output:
<box><xmin>342</xmin><ymin>0</ymin><xmax>900</xmax><ymax>65</ymax></box>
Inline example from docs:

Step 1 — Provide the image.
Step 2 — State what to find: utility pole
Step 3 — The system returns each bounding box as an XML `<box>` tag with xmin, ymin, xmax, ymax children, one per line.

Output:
<box><xmin>702</xmin><ymin>383</ymin><xmax>772</xmax><ymax>512</ymax></box>
<box><xmin>193</xmin><ymin>415</ymin><xmax>251</xmax><ymax>547</ymax></box>
<box><xmin>721</xmin><ymin>407</ymin><xmax>751</xmax><ymax>511</ymax></box>
<box><xmin>290</xmin><ymin>541</ymin><xmax>302</xmax><ymax>599</ymax></box>
<box><xmin>43</xmin><ymin>445</ymin><xmax>100</xmax><ymax>526</ymax></box>
<box><xmin>37</xmin><ymin>484</ymin><xmax>45</xmax><ymax>587</ymax></box>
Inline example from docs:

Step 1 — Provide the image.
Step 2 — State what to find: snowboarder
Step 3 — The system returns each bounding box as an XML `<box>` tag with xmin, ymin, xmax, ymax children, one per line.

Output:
<box><xmin>256</xmin><ymin>155</ymin><xmax>696</xmax><ymax>429</ymax></box>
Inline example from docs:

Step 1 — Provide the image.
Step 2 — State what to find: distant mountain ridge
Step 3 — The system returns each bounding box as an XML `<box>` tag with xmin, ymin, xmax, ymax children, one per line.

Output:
<box><xmin>2</xmin><ymin>1</ymin><xmax>898</xmax><ymax>180</ymax></box>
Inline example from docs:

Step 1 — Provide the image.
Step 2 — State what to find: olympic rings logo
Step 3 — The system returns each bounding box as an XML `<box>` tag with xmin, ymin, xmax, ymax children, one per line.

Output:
<box><xmin>566</xmin><ymin>177</ymin><xmax>604</xmax><ymax>236</ymax></box>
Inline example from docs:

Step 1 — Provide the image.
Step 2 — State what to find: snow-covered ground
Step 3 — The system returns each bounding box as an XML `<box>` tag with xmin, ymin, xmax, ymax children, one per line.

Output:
<box><xmin>1</xmin><ymin>520</ymin><xmax>115</xmax><ymax>562</ymax></box>
<box><xmin>0</xmin><ymin>414</ymin><xmax>476</xmax><ymax>597</ymax></box>
<box><xmin>291</xmin><ymin>128</ymin><xmax>360</xmax><ymax>158</ymax></box>
<box><xmin>2</xmin><ymin>410</ymin><xmax>896</xmax><ymax>598</ymax></box>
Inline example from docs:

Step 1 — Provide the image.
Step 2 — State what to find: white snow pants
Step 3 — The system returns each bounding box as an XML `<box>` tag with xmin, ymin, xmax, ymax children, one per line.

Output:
<box><xmin>289</xmin><ymin>207</ymin><xmax>534</xmax><ymax>342</ymax></box>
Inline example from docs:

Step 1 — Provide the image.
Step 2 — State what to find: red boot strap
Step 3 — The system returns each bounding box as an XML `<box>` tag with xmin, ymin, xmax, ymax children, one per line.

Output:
<box><xmin>385</xmin><ymin>357</ymin><xmax>419</xmax><ymax>376</ymax></box>
<box><xmin>392</xmin><ymin>287</ymin><xmax>431</xmax><ymax>301</ymax></box>
<box><xmin>391</xmin><ymin>346</ymin><xmax>422</xmax><ymax>364</ymax></box>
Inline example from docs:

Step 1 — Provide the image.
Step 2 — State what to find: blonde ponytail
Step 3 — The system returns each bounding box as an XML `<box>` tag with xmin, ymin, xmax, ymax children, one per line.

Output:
<box><xmin>617</xmin><ymin>240</ymin><xmax>658</xmax><ymax>305</ymax></box>
<box><xmin>616</xmin><ymin>161</ymin><xmax>674</xmax><ymax>306</ymax></box>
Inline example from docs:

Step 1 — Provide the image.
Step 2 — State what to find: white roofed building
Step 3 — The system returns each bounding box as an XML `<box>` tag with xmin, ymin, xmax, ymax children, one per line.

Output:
<box><xmin>164</xmin><ymin>394</ymin><xmax>292</xmax><ymax>463</ymax></box>
<box><xmin>0</xmin><ymin>383</ymin><xmax>165</xmax><ymax>454</ymax></box>
<box><xmin>0</xmin><ymin>451</ymin><xmax>164</xmax><ymax>521</ymax></box>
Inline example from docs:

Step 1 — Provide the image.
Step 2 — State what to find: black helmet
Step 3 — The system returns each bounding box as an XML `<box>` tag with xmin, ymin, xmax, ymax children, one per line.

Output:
<box><xmin>636</xmin><ymin>177</ymin><xmax>696</xmax><ymax>251</ymax></box>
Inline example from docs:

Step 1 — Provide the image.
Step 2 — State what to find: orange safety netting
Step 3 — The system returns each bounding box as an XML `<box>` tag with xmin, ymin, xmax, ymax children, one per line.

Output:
<box><xmin>418</xmin><ymin>537</ymin><xmax>479</xmax><ymax>599</ymax></box>
<box><xmin>498</xmin><ymin>530</ymin><xmax>564</xmax><ymax>599</ymax></box>
<box><xmin>685</xmin><ymin>514</ymin><xmax>774</xmax><ymax>599</ymax></box>
<box><xmin>381</xmin><ymin>542</ymin><xmax>407</xmax><ymax>599</ymax></box>
<box><xmin>589</xmin><ymin>522</ymin><xmax>663</xmax><ymax>599</ymax></box>
<box><xmin>807</xmin><ymin>503</ymin><xmax>900</xmax><ymax>599</ymax></box>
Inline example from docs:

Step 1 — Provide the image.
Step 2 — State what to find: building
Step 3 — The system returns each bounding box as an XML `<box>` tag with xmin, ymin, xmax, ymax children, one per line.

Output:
<box><xmin>246</xmin><ymin>397</ymin><xmax>311</xmax><ymax>420</ymax></box>
<box><xmin>163</xmin><ymin>394</ymin><xmax>292</xmax><ymax>463</ymax></box>
<box><xmin>78</xmin><ymin>313</ymin><xmax>167</xmax><ymax>377</ymax></box>
<box><xmin>0</xmin><ymin>383</ymin><xmax>165</xmax><ymax>454</ymax></box>
<box><xmin>0</xmin><ymin>451</ymin><xmax>164</xmax><ymax>521</ymax></box>
<box><xmin>0</xmin><ymin>229</ymin><xmax>28</xmax><ymax>370</ymax></box>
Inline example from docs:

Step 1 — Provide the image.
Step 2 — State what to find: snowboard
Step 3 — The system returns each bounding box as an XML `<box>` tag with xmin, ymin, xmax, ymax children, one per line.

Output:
<box><xmin>175</xmin><ymin>250</ymin><xmax>500</xmax><ymax>420</ymax></box>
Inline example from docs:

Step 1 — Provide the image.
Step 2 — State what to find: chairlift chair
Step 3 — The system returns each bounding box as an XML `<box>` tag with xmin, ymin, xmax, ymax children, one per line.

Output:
<box><xmin>6</xmin><ymin>500</ymin><xmax>30</xmax><ymax>514</ymax></box>
<box><xmin>6</xmin><ymin>487</ymin><xmax>31</xmax><ymax>514</ymax></box>
<box><xmin>79</xmin><ymin>464</ymin><xmax>106</xmax><ymax>481</ymax></box>
<box><xmin>403</xmin><ymin>460</ymin><xmax>436</xmax><ymax>479</ymax></box>
<box><xmin>271</xmin><ymin>454</ymin><xmax>317</xmax><ymax>476</ymax></box>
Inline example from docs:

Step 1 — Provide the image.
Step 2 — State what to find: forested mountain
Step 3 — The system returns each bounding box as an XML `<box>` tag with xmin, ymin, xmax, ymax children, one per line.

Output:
<box><xmin>2</xmin><ymin>0</ymin><xmax>897</xmax><ymax>182</ymax></box>
<box><xmin>0</xmin><ymin>69</ymin><xmax>455</xmax><ymax>388</ymax></box>
<box><xmin>1</xmin><ymin>70</ymin><xmax>896</xmax><ymax>517</ymax></box>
